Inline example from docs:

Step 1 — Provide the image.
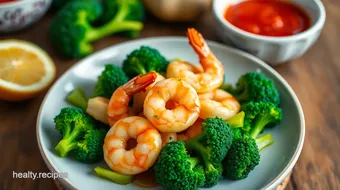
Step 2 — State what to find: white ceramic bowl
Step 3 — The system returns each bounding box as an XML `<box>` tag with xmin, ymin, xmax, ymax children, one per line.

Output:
<box><xmin>0</xmin><ymin>0</ymin><xmax>52</xmax><ymax>33</ymax></box>
<box><xmin>37</xmin><ymin>37</ymin><xmax>305</xmax><ymax>190</ymax></box>
<box><xmin>213</xmin><ymin>0</ymin><xmax>326</xmax><ymax>64</ymax></box>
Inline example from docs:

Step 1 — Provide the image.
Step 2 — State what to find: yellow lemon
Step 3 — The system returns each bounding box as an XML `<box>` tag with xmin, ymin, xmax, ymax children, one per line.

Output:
<box><xmin>0</xmin><ymin>40</ymin><xmax>56</xmax><ymax>101</ymax></box>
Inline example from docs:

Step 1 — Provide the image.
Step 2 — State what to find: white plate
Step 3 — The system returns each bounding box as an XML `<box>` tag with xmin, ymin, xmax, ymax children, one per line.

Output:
<box><xmin>36</xmin><ymin>37</ymin><xmax>305</xmax><ymax>190</ymax></box>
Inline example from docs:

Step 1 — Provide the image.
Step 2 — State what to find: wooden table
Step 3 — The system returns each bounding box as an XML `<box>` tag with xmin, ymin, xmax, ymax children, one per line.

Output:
<box><xmin>1</xmin><ymin>1</ymin><xmax>339</xmax><ymax>189</ymax></box>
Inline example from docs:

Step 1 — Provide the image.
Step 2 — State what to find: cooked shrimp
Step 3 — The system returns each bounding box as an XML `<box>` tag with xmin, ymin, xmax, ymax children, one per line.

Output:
<box><xmin>185</xmin><ymin>118</ymin><xmax>203</xmax><ymax>139</ymax></box>
<box><xmin>199</xmin><ymin>89</ymin><xmax>240</xmax><ymax>120</ymax></box>
<box><xmin>107</xmin><ymin>72</ymin><xmax>157</xmax><ymax>127</ymax></box>
<box><xmin>160</xmin><ymin>132</ymin><xmax>177</xmax><ymax>147</ymax></box>
<box><xmin>143</xmin><ymin>78</ymin><xmax>200</xmax><ymax>133</ymax></box>
<box><xmin>132</xmin><ymin>73</ymin><xmax>165</xmax><ymax>114</ymax></box>
<box><xmin>103</xmin><ymin>116</ymin><xmax>162</xmax><ymax>175</ymax></box>
<box><xmin>166</xmin><ymin>28</ymin><xmax>224</xmax><ymax>93</ymax></box>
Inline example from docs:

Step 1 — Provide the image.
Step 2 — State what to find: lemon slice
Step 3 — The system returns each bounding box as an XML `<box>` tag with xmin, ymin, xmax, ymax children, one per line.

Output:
<box><xmin>0</xmin><ymin>40</ymin><xmax>56</xmax><ymax>101</ymax></box>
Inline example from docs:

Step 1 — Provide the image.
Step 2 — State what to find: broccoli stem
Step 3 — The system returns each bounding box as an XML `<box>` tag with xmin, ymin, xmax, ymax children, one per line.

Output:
<box><xmin>66</xmin><ymin>88</ymin><xmax>88</xmax><ymax>111</ymax></box>
<box><xmin>233</xmin><ymin>82</ymin><xmax>247</xmax><ymax>101</ymax></box>
<box><xmin>112</xmin><ymin>0</ymin><xmax>129</xmax><ymax>22</ymax></box>
<box><xmin>250</xmin><ymin>115</ymin><xmax>273</xmax><ymax>139</ymax></box>
<box><xmin>55</xmin><ymin>126</ymin><xmax>81</xmax><ymax>157</ymax></box>
<box><xmin>94</xmin><ymin>166</ymin><xmax>133</xmax><ymax>185</ymax></box>
<box><xmin>55</xmin><ymin>140</ymin><xmax>78</xmax><ymax>157</ymax></box>
<box><xmin>219</xmin><ymin>83</ymin><xmax>234</xmax><ymax>93</ymax></box>
<box><xmin>189</xmin><ymin>157</ymin><xmax>201</xmax><ymax>169</ymax></box>
<box><xmin>131</xmin><ymin>62</ymin><xmax>147</xmax><ymax>75</ymax></box>
<box><xmin>87</xmin><ymin>21</ymin><xmax>142</xmax><ymax>41</ymax></box>
<box><xmin>225</xmin><ymin>111</ymin><xmax>245</xmax><ymax>128</ymax></box>
<box><xmin>185</xmin><ymin>140</ymin><xmax>209</xmax><ymax>165</ymax></box>
<box><xmin>86</xmin><ymin>2</ymin><xmax>143</xmax><ymax>42</ymax></box>
<box><xmin>256</xmin><ymin>134</ymin><xmax>274</xmax><ymax>152</ymax></box>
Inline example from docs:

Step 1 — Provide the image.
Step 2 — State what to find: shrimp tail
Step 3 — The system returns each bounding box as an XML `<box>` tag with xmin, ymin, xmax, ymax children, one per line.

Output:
<box><xmin>124</xmin><ymin>71</ymin><xmax>157</xmax><ymax>95</ymax></box>
<box><xmin>187</xmin><ymin>28</ymin><xmax>210</xmax><ymax>57</ymax></box>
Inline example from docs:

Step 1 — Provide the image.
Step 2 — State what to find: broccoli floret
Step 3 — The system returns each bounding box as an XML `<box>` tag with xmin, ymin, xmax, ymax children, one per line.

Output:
<box><xmin>92</xmin><ymin>64</ymin><xmax>129</xmax><ymax>98</ymax></box>
<box><xmin>225</xmin><ymin>111</ymin><xmax>245</xmax><ymax>128</ymax></box>
<box><xmin>75</xmin><ymin>129</ymin><xmax>107</xmax><ymax>163</ymax></box>
<box><xmin>231</xmin><ymin>128</ymin><xmax>243</xmax><ymax>141</ymax></box>
<box><xmin>223</xmin><ymin>134</ymin><xmax>260</xmax><ymax>180</ymax></box>
<box><xmin>242</xmin><ymin>101</ymin><xmax>282</xmax><ymax>138</ymax></box>
<box><xmin>122</xmin><ymin>46</ymin><xmax>169</xmax><ymax>78</ymax></box>
<box><xmin>184</xmin><ymin>117</ymin><xmax>233</xmax><ymax>187</ymax></box>
<box><xmin>94</xmin><ymin>166</ymin><xmax>133</xmax><ymax>185</ymax></box>
<box><xmin>203</xmin><ymin>162</ymin><xmax>223</xmax><ymax>187</ymax></box>
<box><xmin>154</xmin><ymin>141</ymin><xmax>205</xmax><ymax>190</ymax></box>
<box><xmin>98</xmin><ymin>0</ymin><xmax>144</xmax><ymax>37</ymax></box>
<box><xmin>223</xmin><ymin>133</ymin><xmax>274</xmax><ymax>180</ymax></box>
<box><xmin>185</xmin><ymin>117</ymin><xmax>233</xmax><ymax>163</ymax></box>
<box><xmin>224</xmin><ymin>72</ymin><xmax>280</xmax><ymax>106</ymax></box>
<box><xmin>54</xmin><ymin>107</ymin><xmax>96</xmax><ymax>157</ymax></box>
<box><xmin>222</xmin><ymin>102</ymin><xmax>279</xmax><ymax>180</ymax></box>
<box><xmin>50</xmin><ymin>0</ymin><xmax>144</xmax><ymax>58</ymax></box>
<box><xmin>66</xmin><ymin>88</ymin><xmax>88</xmax><ymax>110</ymax></box>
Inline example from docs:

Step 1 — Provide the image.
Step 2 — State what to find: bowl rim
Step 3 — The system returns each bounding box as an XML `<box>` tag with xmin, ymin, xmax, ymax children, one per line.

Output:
<box><xmin>0</xmin><ymin>0</ymin><xmax>46</xmax><ymax>8</ymax></box>
<box><xmin>213</xmin><ymin>0</ymin><xmax>326</xmax><ymax>42</ymax></box>
<box><xmin>36</xmin><ymin>36</ymin><xmax>305</xmax><ymax>190</ymax></box>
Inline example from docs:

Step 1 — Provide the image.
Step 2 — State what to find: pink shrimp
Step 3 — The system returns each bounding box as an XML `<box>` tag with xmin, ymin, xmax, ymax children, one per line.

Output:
<box><xmin>107</xmin><ymin>72</ymin><xmax>157</xmax><ymax>127</ymax></box>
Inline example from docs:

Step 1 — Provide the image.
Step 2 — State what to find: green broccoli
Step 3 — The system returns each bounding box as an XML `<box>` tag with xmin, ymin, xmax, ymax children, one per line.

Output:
<box><xmin>50</xmin><ymin>0</ymin><xmax>144</xmax><ymax>58</ymax></box>
<box><xmin>98</xmin><ymin>0</ymin><xmax>144</xmax><ymax>37</ymax></box>
<box><xmin>225</xmin><ymin>111</ymin><xmax>245</xmax><ymax>128</ymax></box>
<box><xmin>51</xmin><ymin>0</ymin><xmax>88</xmax><ymax>10</ymax></box>
<box><xmin>75</xmin><ymin>129</ymin><xmax>107</xmax><ymax>163</ymax></box>
<box><xmin>122</xmin><ymin>46</ymin><xmax>169</xmax><ymax>78</ymax></box>
<box><xmin>54</xmin><ymin>107</ymin><xmax>96</xmax><ymax>157</ymax></box>
<box><xmin>222</xmin><ymin>133</ymin><xmax>274</xmax><ymax>180</ymax></box>
<box><xmin>154</xmin><ymin>141</ymin><xmax>205</xmax><ymax>190</ymax></box>
<box><xmin>231</xmin><ymin>128</ymin><xmax>243</xmax><ymax>141</ymax></box>
<box><xmin>66</xmin><ymin>88</ymin><xmax>88</xmax><ymax>110</ymax></box>
<box><xmin>222</xmin><ymin>102</ymin><xmax>279</xmax><ymax>180</ymax></box>
<box><xmin>94</xmin><ymin>166</ymin><xmax>133</xmax><ymax>185</ymax></box>
<box><xmin>92</xmin><ymin>64</ymin><xmax>129</xmax><ymax>98</ymax></box>
<box><xmin>184</xmin><ymin>117</ymin><xmax>233</xmax><ymax>187</ymax></box>
<box><xmin>185</xmin><ymin>117</ymin><xmax>233</xmax><ymax>163</ymax></box>
<box><xmin>255</xmin><ymin>133</ymin><xmax>274</xmax><ymax>152</ymax></box>
<box><xmin>225</xmin><ymin>112</ymin><xmax>245</xmax><ymax>142</ymax></box>
<box><xmin>219</xmin><ymin>83</ymin><xmax>234</xmax><ymax>92</ymax></box>
<box><xmin>223</xmin><ymin>72</ymin><xmax>280</xmax><ymax>106</ymax></box>
<box><xmin>222</xmin><ymin>134</ymin><xmax>260</xmax><ymax>180</ymax></box>
<box><xmin>242</xmin><ymin>101</ymin><xmax>282</xmax><ymax>138</ymax></box>
<box><xmin>202</xmin><ymin>162</ymin><xmax>223</xmax><ymax>187</ymax></box>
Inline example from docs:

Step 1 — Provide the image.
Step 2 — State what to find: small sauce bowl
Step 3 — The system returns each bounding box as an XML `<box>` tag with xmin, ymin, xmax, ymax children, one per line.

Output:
<box><xmin>0</xmin><ymin>0</ymin><xmax>52</xmax><ymax>33</ymax></box>
<box><xmin>213</xmin><ymin>0</ymin><xmax>326</xmax><ymax>64</ymax></box>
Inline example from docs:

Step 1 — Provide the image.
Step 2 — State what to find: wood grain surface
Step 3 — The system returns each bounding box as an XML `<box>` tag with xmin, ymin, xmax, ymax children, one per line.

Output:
<box><xmin>1</xmin><ymin>0</ymin><xmax>340</xmax><ymax>189</ymax></box>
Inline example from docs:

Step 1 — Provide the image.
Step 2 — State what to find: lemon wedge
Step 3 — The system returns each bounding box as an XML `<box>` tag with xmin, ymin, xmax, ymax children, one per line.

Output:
<box><xmin>0</xmin><ymin>40</ymin><xmax>56</xmax><ymax>101</ymax></box>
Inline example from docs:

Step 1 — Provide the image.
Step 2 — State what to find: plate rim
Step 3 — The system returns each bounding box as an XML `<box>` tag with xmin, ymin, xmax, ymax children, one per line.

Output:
<box><xmin>36</xmin><ymin>36</ymin><xmax>305</xmax><ymax>190</ymax></box>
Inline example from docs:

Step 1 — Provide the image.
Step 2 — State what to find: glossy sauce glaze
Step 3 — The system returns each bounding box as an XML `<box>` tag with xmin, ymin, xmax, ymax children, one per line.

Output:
<box><xmin>224</xmin><ymin>0</ymin><xmax>311</xmax><ymax>37</ymax></box>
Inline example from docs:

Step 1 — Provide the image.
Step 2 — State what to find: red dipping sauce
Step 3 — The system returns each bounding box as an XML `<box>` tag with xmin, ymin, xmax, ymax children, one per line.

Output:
<box><xmin>224</xmin><ymin>0</ymin><xmax>311</xmax><ymax>37</ymax></box>
<box><xmin>0</xmin><ymin>0</ymin><xmax>17</xmax><ymax>3</ymax></box>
